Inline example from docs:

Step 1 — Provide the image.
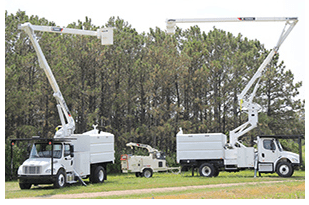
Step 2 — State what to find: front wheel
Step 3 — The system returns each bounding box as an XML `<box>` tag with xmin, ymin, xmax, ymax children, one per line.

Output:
<box><xmin>54</xmin><ymin>169</ymin><xmax>66</xmax><ymax>188</ymax></box>
<box><xmin>276</xmin><ymin>162</ymin><xmax>294</xmax><ymax>177</ymax></box>
<box><xmin>19</xmin><ymin>182</ymin><xmax>32</xmax><ymax>189</ymax></box>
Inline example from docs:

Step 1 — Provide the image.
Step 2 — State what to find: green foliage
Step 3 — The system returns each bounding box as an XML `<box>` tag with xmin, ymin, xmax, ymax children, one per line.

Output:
<box><xmin>5</xmin><ymin>11</ymin><xmax>305</xmax><ymax>180</ymax></box>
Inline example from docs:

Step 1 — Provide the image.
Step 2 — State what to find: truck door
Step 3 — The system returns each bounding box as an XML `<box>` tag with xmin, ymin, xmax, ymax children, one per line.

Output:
<box><xmin>258</xmin><ymin>138</ymin><xmax>279</xmax><ymax>163</ymax></box>
<box><xmin>62</xmin><ymin>144</ymin><xmax>74</xmax><ymax>172</ymax></box>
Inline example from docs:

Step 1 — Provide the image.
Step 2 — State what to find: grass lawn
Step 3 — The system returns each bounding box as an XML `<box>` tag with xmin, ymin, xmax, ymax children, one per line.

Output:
<box><xmin>5</xmin><ymin>170</ymin><xmax>305</xmax><ymax>199</ymax></box>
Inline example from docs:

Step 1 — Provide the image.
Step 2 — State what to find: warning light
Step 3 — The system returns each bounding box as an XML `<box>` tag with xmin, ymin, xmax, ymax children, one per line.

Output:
<box><xmin>120</xmin><ymin>154</ymin><xmax>128</xmax><ymax>160</ymax></box>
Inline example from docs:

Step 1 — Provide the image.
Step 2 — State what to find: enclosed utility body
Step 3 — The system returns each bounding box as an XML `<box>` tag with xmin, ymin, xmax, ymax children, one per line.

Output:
<box><xmin>71</xmin><ymin>129</ymin><xmax>114</xmax><ymax>179</ymax></box>
<box><xmin>177</xmin><ymin>133</ymin><xmax>227</xmax><ymax>162</ymax></box>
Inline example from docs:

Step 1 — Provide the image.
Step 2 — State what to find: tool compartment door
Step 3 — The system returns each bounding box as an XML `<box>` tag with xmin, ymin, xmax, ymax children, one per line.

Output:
<box><xmin>90</xmin><ymin>133</ymin><xmax>114</xmax><ymax>164</ymax></box>
<box><xmin>237</xmin><ymin>147</ymin><xmax>254</xmax><ymax>168</ymax></box>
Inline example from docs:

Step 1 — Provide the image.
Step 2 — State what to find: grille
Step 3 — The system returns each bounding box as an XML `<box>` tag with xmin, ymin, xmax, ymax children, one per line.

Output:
<box><xmin>23</xmin><ymin>166</ymin><xmax>42</xmax><ymax>174</ymax></box>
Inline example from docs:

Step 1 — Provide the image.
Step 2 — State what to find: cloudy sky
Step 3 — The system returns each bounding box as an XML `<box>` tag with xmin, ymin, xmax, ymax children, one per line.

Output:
<box><xmin>4</xmin><ymin>0</ymin><xmax>307</xmax><ymax>100</ymax></box>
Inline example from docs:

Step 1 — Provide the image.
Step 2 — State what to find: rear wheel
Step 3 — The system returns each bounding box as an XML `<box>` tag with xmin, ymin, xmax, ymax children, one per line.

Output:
<box><xmin>213</xmin><ymin>169</ymin><xmax>219</xmax><ymax>177</ymax></box>
<box><xmin>91</xmin><ymin>166</ymin><xmax>105</xmax><ymax>183</ymax></box>
<box><xmin>199</xmin><ymin>163</ymin><xmax>216</xmax><ymax>177</ymax></box>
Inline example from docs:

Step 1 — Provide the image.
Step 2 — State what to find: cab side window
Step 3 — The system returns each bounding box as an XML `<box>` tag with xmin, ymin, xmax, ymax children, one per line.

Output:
<box><xmin>64</xmin><ymin>144</ymin><xmax>71</xmax><ymax>157</ymax></box>
<box><xmin>263</xmin><ymin>140</ymin><xmax>276</xmax><ymax>151</ymax></box>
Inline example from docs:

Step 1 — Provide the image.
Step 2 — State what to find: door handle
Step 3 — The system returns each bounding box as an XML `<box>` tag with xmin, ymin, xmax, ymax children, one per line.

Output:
<box><xmin>261</xmin><ymin>153</ymin><xmax>265</xmax><ymax>158</ymax></box>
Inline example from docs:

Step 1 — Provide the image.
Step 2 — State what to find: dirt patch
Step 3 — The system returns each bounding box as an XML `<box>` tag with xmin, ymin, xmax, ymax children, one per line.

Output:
<box><xmin>19</xmin><ymin>180</ymin><xmax>298</xmax><ymax>199</ymax></box>
<box><xmin>147</xmin><ymin>181</ymin><xmax>305</xmax><ymax>199</ymax></box>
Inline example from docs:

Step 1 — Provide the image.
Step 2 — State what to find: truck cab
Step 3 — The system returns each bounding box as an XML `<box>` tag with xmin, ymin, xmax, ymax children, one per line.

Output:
<box><xmin>17</xmin><ymin>139</ymin><xmax>75</xmax><ymax>189</ymax></box>
<box><xmin>257</xmin><ymin>136</ymin><xmax>300</xmax><ymax>177</ymax></box>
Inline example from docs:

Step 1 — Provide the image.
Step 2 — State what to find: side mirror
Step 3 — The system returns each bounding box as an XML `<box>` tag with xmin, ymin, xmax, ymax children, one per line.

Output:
<box><xmin>70</xmin><ymin>145</ymin><xmax>74</xmax><ymax>157</ymax></box>
<box><xmin>271</xmin><ymin>139</ymin><xmax>276</xmax><ymax>151</ymax></box>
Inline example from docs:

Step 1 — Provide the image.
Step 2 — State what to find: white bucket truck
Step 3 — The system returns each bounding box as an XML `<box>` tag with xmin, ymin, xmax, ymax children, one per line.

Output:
<box><xmin>168</xmin><ymin>17</ymin><xmax>302</xmax><ymax>177</ymax></box>
<box><xmin>11</xmin><ymin>23</ymin><xmax>114</xmax><ymax>189</ymax></box>
<box><xmin>13</xmin><ymin>126</ymin><xmax>114</xmax><ymax>189</ymax></box>
<box><xmin>176</xmin><ymin>130</ymin><xmax>302</xmax><ymax>177</ymax></box>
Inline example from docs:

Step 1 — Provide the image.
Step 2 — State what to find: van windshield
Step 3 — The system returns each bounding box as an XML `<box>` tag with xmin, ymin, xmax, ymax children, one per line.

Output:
<box><xmin>30</xmin><ymin>143</ymin><xmax>62</xmax><ymax>159</ymax></box>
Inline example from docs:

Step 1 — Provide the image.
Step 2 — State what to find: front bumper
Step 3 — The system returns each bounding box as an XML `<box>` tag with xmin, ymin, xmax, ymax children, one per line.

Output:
<box><xmin>18</xmin><ymin>175</ymin><xmax>56</xmax><ymax>185</ymax></box>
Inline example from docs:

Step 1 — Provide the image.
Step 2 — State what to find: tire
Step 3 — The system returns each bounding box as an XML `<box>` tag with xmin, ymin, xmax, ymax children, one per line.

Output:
<box><xmin>199</xmin><ymin>163</ymin><xmax>215</xmax><ymax>177</ymax></box>
<box><xmin>276</xmin><ymin>161</ymin><xmax>294</xmax><ymax>177</ymax></box>
<box><xmin>213</xmin><ymin>169</ymin><xmax>219</xmax><ymax>177</ymax></box>
<box><xmin>92</xmin><ymin>166</ymin><xmax>105</xmax><ymax>183</ymax></box>
<box><xmin>19</xmin><ymin>182</ymin><xmax>32</xmax><ymax>189</ymax></box>
<box><xmin>143</xmin><ymin>168</ymin><xmax>153</xmax><ymax>178</ymax></box>
<box><xmin>135</xmin><ymin>172</ymin><xmax>143</xmax><ymax>177</ymax></box>
<box><xmin>54</xmin><ymin>169</ymin><xmax>66</xmax><ymax>188</ymax></box>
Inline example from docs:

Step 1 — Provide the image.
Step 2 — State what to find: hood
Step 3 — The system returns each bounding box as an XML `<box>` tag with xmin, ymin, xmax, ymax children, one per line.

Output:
<box><xmin>22</xmin><ymin>158</ymin><xmax>52</xmax><ymax>166</ymax></box>
<box><xmin>19</xmin><ymin>158</ymin><xmax>55</xmax><ymax>175</ymax></box>
<box><xmin>280</xmin><ymin>151</ymin><xmax>300</xmax><ymax>163</ymax></box>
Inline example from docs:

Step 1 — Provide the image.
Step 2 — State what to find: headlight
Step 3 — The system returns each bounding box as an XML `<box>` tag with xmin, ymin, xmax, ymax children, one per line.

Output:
<box><xmin>17</xmin><ymin>166</ymin><xmax>22</xmax><ymax>175</ymax></box>
<box><xmin>291</xmin><ymin>158</ymin><xmax>299</xmax><ymax>163</ymax></box>
<box><xmin>45</xmin><ymin>168</ymin><xmax>56</xmax><ymax>173</ymax></box>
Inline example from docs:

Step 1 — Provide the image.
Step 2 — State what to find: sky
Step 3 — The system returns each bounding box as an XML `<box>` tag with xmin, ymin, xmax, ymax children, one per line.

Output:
<box><xmin>4</xmin><ymin>0</ymin><xmax>307</xmax><ymax>101</ymax></box>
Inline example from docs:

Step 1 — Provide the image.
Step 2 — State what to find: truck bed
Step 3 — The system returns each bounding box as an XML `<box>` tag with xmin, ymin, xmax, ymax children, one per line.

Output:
<box><xmin>72</xmin><ymin>132</ymin><xmax>114</xmax><ymax>176</ymax></box>
<box><xmin>176</xmin><ymin>133</ymin><xmax>227</xmax><ymax>163</ymax></box>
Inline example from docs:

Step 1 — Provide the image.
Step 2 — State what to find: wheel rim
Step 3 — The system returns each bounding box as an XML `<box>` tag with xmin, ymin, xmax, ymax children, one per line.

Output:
<box><xmin>98</xmin><ymin>169</ymin><xmax>104</xmax><ymax>181</ymax></box>
<box><xmin>144</xmin><ymin>170</ymin><xmax>151</xmax><ymax>178</ymax></box>
<box><xmin>201</xmin><ymin>166</ymin><xmax>211</xmax><ymax>176</ymax></box>
<box><xmin>279</xmin><ymin>164</ymin><xmax>289</xmax><ymax>175</ymax></box>
<box><xmin>58</xmin><ymin>173</ymin><xmax>65</xmax><ymax>187</ymax></box>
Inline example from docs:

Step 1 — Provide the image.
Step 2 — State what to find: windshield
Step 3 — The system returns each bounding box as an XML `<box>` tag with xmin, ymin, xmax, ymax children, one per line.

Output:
<box><xmin>30</xmin><ymin>143</ymin><xmax>62</xmax><ymax>159</ymax></box>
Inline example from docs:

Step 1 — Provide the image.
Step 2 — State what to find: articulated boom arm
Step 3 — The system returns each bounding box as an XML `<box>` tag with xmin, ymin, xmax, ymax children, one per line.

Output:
<box><xmin>230</xmin><ymin>18</ymin><xmax>298</xmax><ymax>146</ymax></box>
<box><xmin>166</xmin><ymin>17</ymin><xmax>297</xmax><ymax>34</ymax></box>
<box><xmin>21</xmin><ymin>23</ymin><xmax>114</xmax><ymax>45</ymax></box>
<box><xmin>166</xmin><ymin>17</ymin><xmax>298</xmax><ymax>147</ymax></box>
<box><xmin>18</xmin><ymin>23</ymin><xmax>113</xmax><ymax>138</ymax></box>
<box><xmin>126</xmin><ymin>142</ymin><xmax>159</xmax><ymax>153</ymax></box>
